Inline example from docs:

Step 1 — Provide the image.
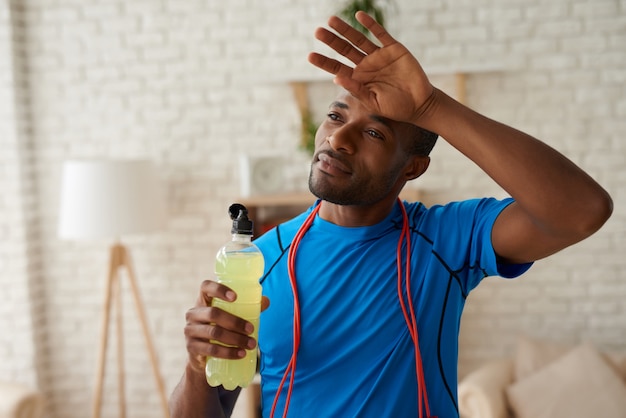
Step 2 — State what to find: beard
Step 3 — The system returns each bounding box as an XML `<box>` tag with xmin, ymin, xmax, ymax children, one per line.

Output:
<box><xmin>308</xmin><ymin>152</ymin><xmax>404</xmax><ymax>206</ymax></box>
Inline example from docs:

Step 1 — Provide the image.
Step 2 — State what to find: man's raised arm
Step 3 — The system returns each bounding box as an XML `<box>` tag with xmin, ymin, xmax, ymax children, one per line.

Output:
<box><xmin>308</xmin><ymin>12</ymin><xmax>612</xmax><ymax>263</ymax></box>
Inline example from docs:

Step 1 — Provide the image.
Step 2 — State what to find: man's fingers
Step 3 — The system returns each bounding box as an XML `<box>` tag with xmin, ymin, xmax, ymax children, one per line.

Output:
<box><xmin>326</xmin><ymin>16</ymin><xmax>379</xmax><ymax>55</ymax></box>
<box><xmin>314</xmin><ymin>27</ymin><xmax>366</xmax><ymax>65</ymax></box>
<box><xmin>307</xmin><ymin>53</ymin><xmax>369</xmax><ymax>99</ymax></box>
<box><xmin>185</xmin><ymin>322</ymin><xmax>255</xmax><ymax>350</ymax></box>
<box><xmin>307</xmin><ymin>52</ymin><xmax>354</xmax><ymax>78</ymax></box>
<box><xmin>197</xmin><ymin>279</ymin><xmax>236</xmax><ymax>307</ymax></box>
<box><xmin>185</xmin><ymin>307</ymin><xmax>256</xmax><ymax>361</ymax></box>
<box><xmin>332</xmin><ymin>75</ymin><xmax>368</xmax><ymax>100</ymax></box>
<box><xmin>186</xmin><ymin>279</ymin><xmax>265</xmax><ymax>365</ymax></box>
<box><xmin>186</xmin><ymin>305</ymin><xmax>253</xmax><ymax>335</ymax></box>
<box><xmin>187</xmin><ymin>336</ymin><xmax>249</xmax><ymax>360</ymax></box>
<box><xmin>355</xmin><ymin>11</ymin><xmax>398</xmax><ymax>47</ymax></box>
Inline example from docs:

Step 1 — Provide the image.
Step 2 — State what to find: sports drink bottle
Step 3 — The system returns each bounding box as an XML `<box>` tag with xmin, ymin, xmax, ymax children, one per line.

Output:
<box><xmin>205</xmin><ymin>203</ymin><xmax>264</xmax><ymax>390</ymax></box>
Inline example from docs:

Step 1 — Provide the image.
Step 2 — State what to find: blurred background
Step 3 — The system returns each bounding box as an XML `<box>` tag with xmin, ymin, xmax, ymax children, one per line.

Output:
<box><xmin>0</xmin><ymin>0</ymin><xmax>624</xmax><ymax>417</ymax></box>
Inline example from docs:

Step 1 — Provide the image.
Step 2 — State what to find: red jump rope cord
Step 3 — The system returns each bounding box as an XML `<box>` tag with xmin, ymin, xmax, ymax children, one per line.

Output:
<box><xmin>396</xmin><ymin>201</ymin><xmax>431</xmax><ymax>418</ymax></box>
<box><xmin>270</xmin><ymin>203</ymin><xmax>320</xmax><ymax>418</ymax></box>
<box><xmin>271</xmin><ymin>200</ymin><xmax>431</xmax><ymax>418</ymax></box>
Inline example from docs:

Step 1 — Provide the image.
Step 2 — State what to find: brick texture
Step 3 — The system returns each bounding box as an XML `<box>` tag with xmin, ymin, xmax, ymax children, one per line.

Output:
<box><xmin>1</xmin><ymin>0</ymin><xmax>624</xmax><ymax>417</ymax></box>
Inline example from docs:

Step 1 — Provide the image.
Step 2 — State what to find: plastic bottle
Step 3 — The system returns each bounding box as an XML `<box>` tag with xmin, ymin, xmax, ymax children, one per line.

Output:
<box><xmin>205</xmin><ymin>203</ymin><xmax>264</xmax><ymax>390</ymax></box>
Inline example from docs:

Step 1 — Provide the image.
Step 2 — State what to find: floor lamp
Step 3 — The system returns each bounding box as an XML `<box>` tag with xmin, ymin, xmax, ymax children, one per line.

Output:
<box><xmin>58</xmin><ymin>159</ymin><xmax>170</xmax><ymax>418</ymax></box>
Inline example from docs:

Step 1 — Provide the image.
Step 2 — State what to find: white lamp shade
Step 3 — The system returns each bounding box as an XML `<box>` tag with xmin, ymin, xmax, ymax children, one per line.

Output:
<box><xmin>58</xmin><ymin>159</ymin><xmax>167</xmax><ymax>240</ymax></box>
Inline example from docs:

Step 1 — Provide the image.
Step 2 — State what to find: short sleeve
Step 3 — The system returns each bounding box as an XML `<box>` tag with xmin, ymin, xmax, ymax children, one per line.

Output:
<box><xmin>421</xmin><ymin>197</ymin><xmax>533</xmax><ymax>294</ymax></box>
<box><xmin>473</xmin><ymin>197</ymin><xmax>532</xmax><ymax>280</ymax></box>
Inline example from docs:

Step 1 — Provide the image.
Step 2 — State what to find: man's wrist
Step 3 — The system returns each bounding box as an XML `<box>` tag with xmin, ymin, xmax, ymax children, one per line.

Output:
<box><xmin>185</xmin><ymin>357</ymin><xmax>208</xmax><ymax>384</ymax></box>
<box><xmin>410</xmin><ymin>87</ymin><xmax>439</xmax><ymax>127</ymax></box>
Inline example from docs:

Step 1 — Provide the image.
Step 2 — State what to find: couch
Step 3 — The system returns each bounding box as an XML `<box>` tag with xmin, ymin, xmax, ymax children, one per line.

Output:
<box><xmin>0</xmin><ymin>382</ymin><xmax>45</xmax><ymax>418</ymax></box>
<box><xmin>458</xmin><ymin>336</ymin><xmax>626</xmax><ymax>418</ymax></box>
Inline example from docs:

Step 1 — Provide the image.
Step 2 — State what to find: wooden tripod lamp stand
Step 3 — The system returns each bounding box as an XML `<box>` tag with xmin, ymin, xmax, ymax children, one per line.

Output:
<box><xmin>58</xmin><ymin>159</ymin><xmax>170</xmax><ymax>418</ymax></box>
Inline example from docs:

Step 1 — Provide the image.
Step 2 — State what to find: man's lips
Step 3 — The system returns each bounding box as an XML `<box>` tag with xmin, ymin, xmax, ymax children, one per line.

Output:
<box><xmin>316</xmin><ymin>152</ymin><xmax>352</xmax><ymax>175</ymax></box>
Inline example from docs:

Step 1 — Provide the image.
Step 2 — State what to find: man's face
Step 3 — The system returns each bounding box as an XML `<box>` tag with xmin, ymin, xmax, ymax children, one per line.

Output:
<box><xmin>308</xmin><ymin>92</ymin><xmax>415</xmax><ymax>206</ymax></box>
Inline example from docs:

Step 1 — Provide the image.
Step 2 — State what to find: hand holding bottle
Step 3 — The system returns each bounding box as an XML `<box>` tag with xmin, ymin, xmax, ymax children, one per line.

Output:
<box><xmin>184</xmin><ymin>279</ymin><xmax>266</xmax><ymax>374</ymax></box>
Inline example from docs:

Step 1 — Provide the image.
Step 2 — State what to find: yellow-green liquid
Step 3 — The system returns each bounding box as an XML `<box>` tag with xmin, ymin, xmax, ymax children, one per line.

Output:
<box><xmin>206</xmin><ymin>250</ymin><xmax>264</xmax><ymax>390</ymax></box>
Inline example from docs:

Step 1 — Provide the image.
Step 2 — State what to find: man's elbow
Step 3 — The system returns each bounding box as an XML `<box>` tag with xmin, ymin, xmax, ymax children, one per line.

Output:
<box><xmin>577</xmin><ymin>189</ymin><xmax>613</xmax><ymax>238</ymax></box>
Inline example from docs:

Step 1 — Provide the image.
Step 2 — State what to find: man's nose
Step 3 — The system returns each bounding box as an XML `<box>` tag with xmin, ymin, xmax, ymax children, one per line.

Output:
<box><xmin>327</xmin><ymin>125</ymin><xmax>356</xmax><ymax>154</ymax></box>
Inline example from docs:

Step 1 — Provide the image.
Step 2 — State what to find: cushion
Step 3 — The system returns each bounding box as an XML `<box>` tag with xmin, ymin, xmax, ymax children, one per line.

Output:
<box><xmin>604</xmin><ymin>352</ymin><xmax>626</xmax><ymax>382</ymax></box>
<box><xmin>506</xmin><ymin>343</ymin><xmax>626</xmax><ymax>418</ymax></box>
<box><xmin>513</xmin><ymin>335</ymin><xmax>571</xmax><ymax>381</ymax></box>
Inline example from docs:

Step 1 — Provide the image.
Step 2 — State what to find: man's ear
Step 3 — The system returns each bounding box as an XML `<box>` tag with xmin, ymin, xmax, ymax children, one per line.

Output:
<box><xmin>404</xmin><ymin>156</ymin><xmax>430</xmax><ymax>181</ymax></box>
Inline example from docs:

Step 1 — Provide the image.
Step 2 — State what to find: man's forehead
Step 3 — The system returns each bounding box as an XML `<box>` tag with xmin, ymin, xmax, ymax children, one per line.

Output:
<box><xmin>329</xmin><ymin>91</ymin><xmax>356</xmax><ymax>108</ymax></box>
<box><xmin>328</xmin><ymin>92</ymin><xmax>415</xmax><ymax>132</ymax></box>
<box><xmin>328</xmin><ymin>92</ymin><xmax>378</xmax><ymax>117</ymax></box>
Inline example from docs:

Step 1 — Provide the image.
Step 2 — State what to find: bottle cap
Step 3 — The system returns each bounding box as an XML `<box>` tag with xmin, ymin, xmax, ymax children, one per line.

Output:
<box><xmin>229</xmin><ymin>203</ymin><xmax>253</xmax><ymax>235</ymax></box>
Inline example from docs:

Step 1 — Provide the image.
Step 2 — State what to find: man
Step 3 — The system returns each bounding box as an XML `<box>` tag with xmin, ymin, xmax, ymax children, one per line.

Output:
<box><xmin>170</xmin><ymin>12</ymin><xmax>612</xmax><ymax>418</ymax></box>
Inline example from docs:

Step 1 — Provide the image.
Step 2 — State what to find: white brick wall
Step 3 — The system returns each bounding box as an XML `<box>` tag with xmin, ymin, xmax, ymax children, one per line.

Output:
<box><xmin>0</xmin><ymin>0</ymin><xmax>624</xmax><ymax>416</ymax></box>
<box><xmin>0</xmin><ymin>0</ymin><xmax>40</xmax><ymax>388</ymax></box>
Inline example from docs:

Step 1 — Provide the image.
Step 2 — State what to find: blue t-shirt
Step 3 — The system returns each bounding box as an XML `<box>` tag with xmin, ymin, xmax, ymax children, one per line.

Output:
<box><xmin>255</xmin><ymin>198</ymin><xmax>531</xmax><ymax>418</ymax></box>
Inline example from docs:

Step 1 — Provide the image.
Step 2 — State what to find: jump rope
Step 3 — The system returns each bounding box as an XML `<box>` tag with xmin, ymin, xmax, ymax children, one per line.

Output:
<box><xmin>269</xmin><ymin>199</ymin><xmax>433</xmax><ymax>418</ymax></box>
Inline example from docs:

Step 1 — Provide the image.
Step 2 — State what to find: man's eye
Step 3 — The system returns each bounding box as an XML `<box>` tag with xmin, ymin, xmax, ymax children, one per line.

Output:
<box><xmin>327</xmin><ymin>113</ymin><xmax>340</xmax><ymax>121</ymax></box>
<box><xmin>367</xmin><ymin>129</ymin><xmax>383</xmax><ymax>139</ymax></box>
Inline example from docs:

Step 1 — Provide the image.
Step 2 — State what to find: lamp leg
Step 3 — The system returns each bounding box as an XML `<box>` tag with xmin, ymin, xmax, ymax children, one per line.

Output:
<box><xmin>115</xmin><ymin>262</ymin><xmax>127</xmax><ymax>418</ymax></box>
<box><xmin>92</xmin><ymin>245</ymin><xmax>124</xmax><ymax>418</ymax></box>
<box><xmin>92</xmin><ymin>244</ymin><xmax>169</xmax><ymax>418</ymax></box>
<box><xmin>121</xmin><ymin>245</ymin><xmax>171</xmax><ymax>418</ymax></box>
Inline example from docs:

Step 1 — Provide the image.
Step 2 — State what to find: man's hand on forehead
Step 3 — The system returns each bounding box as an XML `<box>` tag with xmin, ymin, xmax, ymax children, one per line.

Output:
<box><xmin>307</xmin><ymin>11</ymin><xmax>436</xmax><ymax>127</ymax></box>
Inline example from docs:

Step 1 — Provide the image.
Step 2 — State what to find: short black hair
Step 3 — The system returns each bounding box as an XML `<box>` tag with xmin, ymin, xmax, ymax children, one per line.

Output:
<box><xmin>406</xmin><ymin>126</ymin><xmax>438</xmax><ymax>156</ymax></box>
